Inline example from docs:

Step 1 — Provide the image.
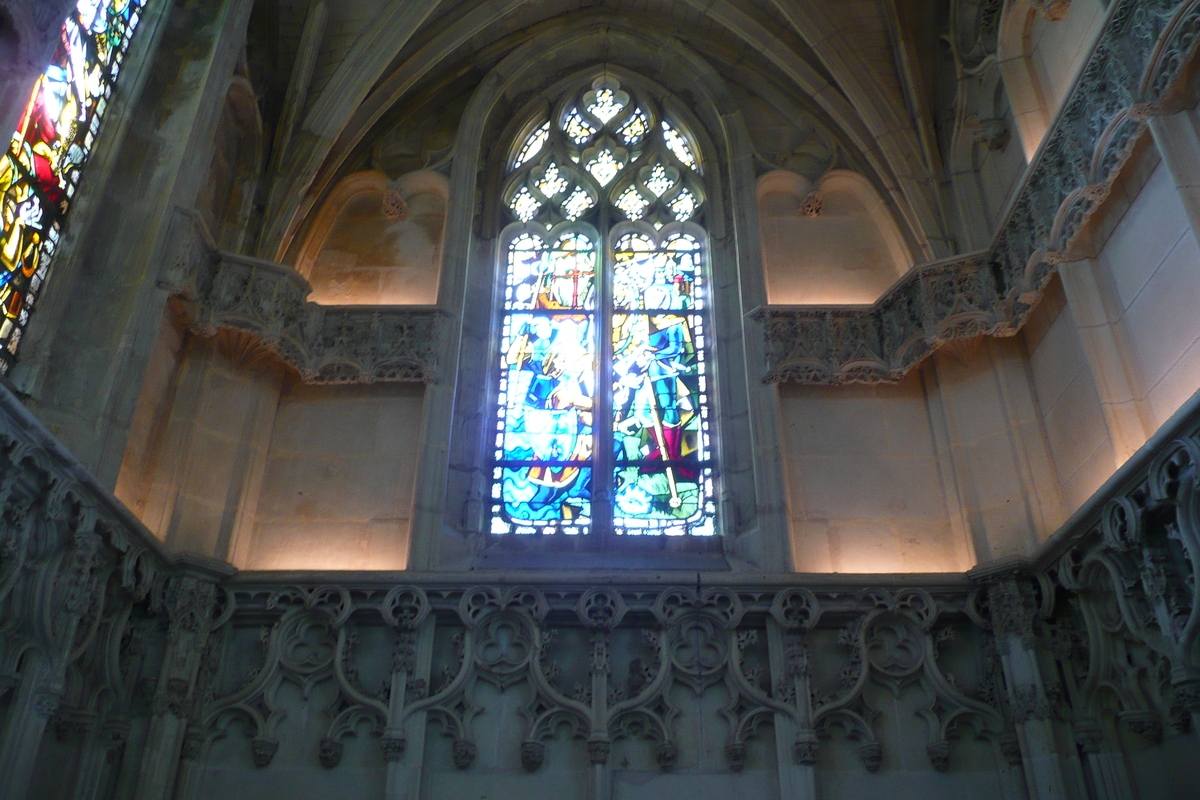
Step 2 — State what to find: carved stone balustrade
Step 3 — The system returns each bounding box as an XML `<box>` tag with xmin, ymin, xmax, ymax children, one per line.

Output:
<box><xmin>2</xmin><ymin>377</ymin><xmax>1200</xmax><ymax>796</ymax></box>
<box><xmin>160</xmin><ymin>208</ymin><xmax>442</xmax><ymax>384</ymax></box>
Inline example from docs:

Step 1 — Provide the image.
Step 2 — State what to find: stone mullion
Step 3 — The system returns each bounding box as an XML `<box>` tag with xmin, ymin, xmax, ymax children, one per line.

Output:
<box><xmin>587</xmin><ymin>628</ymin><xmax>612</xmax><ymax>800</ymax></box>
<box><xmin>70</xmin><ymin>719</ymin><xmax>125</xmax><ymax>800</ymax></box>
<box><xmin>131</xmin><ymin>574</ymin><xmax>220</xmax><ymax>800</ymax></box>
<box><xmin>981</xmin><ymin>572</ymin><xmax>1078</xmax><ymax>800</ymax></box>
<box><xmin>0</xmin><ymin>651</ymin><xmax>61</xmax><ymax>800</ymax></box>
<box><xmin>1072</xmin><ymin>718</ymin><xmax>1137</xmax><ymax>800</ymax></box>
<box><xmin>384</xmin><ymin>616</ymin><xmax>436</xmax><ymax>800</ymax></box>
<box><xmin>765</xmin><ymin>618</ymin><xmax>817</xmax><ymax>800</ymax></box>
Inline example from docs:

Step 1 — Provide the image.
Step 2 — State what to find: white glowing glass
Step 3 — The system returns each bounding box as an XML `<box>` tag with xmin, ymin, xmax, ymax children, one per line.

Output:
<box><xmin>615</xmin><ymin>186</ymin><xmax>648</xmax><ymax>219</ymax></box>
<box><xmin>644</xmin><ymin>163</ymin><xmax>675</xmax><ymax>197</ymax></box>
<box><xmin>669</xmin><ymin>189</ymin><xmax>697</xmax><ymax>220</ymax></box>
<box><xmin>586</xmin><ymin>149</ymin><xmax>623</xmax><ymax>186</ymax></box>
<box><xmin>535</xmin><ymin>162</ymin><xmax>568</xmax><ymax>197</ymax></box>
<box><xmin>587</xmin><ymin>87</ymin><xmax>625</xmax><ymax>123</ymax></box>
<box><xmin>510</xmin><ymin>186</ymin><xmax>542</xmax><ymax>221</ymax></box>
<box><xmin>562</xmin><ymin>186</ymin><xmax>595</xmax><ymax>220</ymax></box>
<box><xmin>618</xmin><ymin>109</ymin><xmax>649</xmax><ymax>144</ymax></box>
<box><xmin>564</xmin><ymin>108</ymin><xmax>597</xmax><ymax>144</ymax></box>
<box><xmin>514</xmin><ymin>121</ymin><xmax>549</xmax><ymax>169</ymax></box>
<box><xmin>662</xmin><ymin>121</ymin><xmax>697</xmax><ymax>168</ymax></box>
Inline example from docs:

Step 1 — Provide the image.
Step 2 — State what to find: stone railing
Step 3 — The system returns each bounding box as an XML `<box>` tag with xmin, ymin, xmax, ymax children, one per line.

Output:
<box><xmin>760</xmin><ymin>0</ymin><xmax>1200</xmax><ymax>385</ymax></box>
<box><xmin>752</xmin><ymin>253</ymin><xmax>999</xmax><ymax>384</ymax></box>
<box><xmin>160</xmin><ymin>208</ymin><xmax>442</xmax><ymax>384</ymax></box>
<box><xmin>4</xmin><ymin>378</ymin><xmax>1200</xmax><ymax>800</ymax></box>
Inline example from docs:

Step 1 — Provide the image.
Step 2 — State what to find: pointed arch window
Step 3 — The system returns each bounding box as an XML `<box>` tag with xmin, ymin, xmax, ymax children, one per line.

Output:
<box><xmin>0</xmin><ymin>0</ymin><xmax>153</xmax><ymax>372</ymax></box>
<box><xmin>492</xmin><ymin>77</ymin><xmax>715</xmax><ymax>539</ymax></box>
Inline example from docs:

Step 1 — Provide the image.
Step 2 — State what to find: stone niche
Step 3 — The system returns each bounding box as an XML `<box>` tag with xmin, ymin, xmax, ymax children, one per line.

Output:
<box><xmin>758</xmin><ymin>170</ymin><xmax>910</xmax><ymax>305</ymax></box>
<box><xmin>297</xmin><ymin>169</ymin><xmax>448</xmax><ymax>305</ymax></box>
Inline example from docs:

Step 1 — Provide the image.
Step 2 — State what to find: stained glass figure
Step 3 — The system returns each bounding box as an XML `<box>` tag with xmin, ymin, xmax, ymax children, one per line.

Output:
<box><xmin>493</xmin><ymin>232</ymin><xmax>597</xmax><ymax>534</ymax></box>
<box><xmin>611</xmin><ymin>232</ymin><xmax>712</xmax><ymax>534</ymax></box>
<box><xmin>0</xmin><ymin>0</ymin><xmax>152</xmax><ymax>371</ymax></box>
<box><xmin>494</xmin><ymin>77</ymin><xmax>713</xmax><ymax>538</ymax></box>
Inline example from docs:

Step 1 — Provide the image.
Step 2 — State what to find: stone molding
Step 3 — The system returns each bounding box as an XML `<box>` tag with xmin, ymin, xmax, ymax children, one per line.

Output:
<box><xmin>161</xmin><ymin>208</ymin><xmax>441</xmax><ymax>384</ymax></box>
<box><xmin>759</xmin><ymin>0</ymin><xmax>1200</xmax><ymax>385</ymax></box>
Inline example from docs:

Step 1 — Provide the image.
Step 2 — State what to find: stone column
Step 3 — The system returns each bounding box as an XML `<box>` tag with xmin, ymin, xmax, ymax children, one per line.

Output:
<box><xmin>132</xmin><ymin>573</ymin><xmax>222</xmax><ymax>800</ymax></box>
<box><xmin>1056</xmin><ymin>259</ymin><xmax>1150</xmax><ymax>465</ymax></box>
<box><xmin>1072</xmin><ymin>719</ymin><xmax>1136</xmax><ymax>800</ymax></box>
<box><xmin>0</xmin><ymin>652</ymin><xmax>61</xmax><ymax>800</ymax></box>
<box><xmin>384</xmin><ymin>617</ymin><xmax>435</xmax><ymax>800</ymax></box>
<box><xmin>975</xmin><ymin>563</ymin><xmax>1079</xmax><ymax>800</ymax></box>
<box><xmin>766</xmin><ymin>618</ymin><xmax>818</xmax><ymax>800</ymax></box>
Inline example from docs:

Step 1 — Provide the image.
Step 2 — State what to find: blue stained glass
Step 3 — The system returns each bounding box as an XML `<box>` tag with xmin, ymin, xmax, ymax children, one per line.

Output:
<box><xmin>494</xmin><ymin>77</ymin><xmax>714</xmax><ymax>538</ymax></box>
<box><xmin>494</xmin><ymin>231</ymin><xmax>597</xmax><ymax>533</ymax></box>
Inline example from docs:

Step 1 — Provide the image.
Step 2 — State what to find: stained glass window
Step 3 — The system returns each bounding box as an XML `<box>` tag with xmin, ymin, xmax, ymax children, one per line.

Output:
<box><xmin>0</xmin><ymin>0</ymin><xmax>152</xmax><ymax>372</ymax></box>
<box><xmin>494</xmin><ymin>76</ymin><xmax>713</xmax><ymax>538</ymax></box>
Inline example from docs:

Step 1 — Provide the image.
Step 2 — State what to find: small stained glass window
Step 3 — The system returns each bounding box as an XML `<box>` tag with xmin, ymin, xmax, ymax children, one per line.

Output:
<box><xmin>564</xmin><ymin>108</ymin><xmax>597</xmax><ymax>144</ymax></box>
<box><xmin>643</xmin><ymin>163</ymin><xmax>676</xmax><ymax>197</ymax></box>
<box><xmin>618</xmin><ymin>109</ymin><xmax>650</xmax><ymax>145</ymax></box>
<box><xmin>562</xmin><ymin>187</ymin><xmax>595</xmax><ymax>221</ymax></box>
<box><xmin>669</xmin><ymin>189</ymin><xmax>697</xmax><ymax>221</ymax></box>
<box><xmin>616</xmin><ymin>186</ymin><xmax>649</xmax><ymax>220</ymax></box>
<box><xmin>510</xmin><ymin>187</ymin><xmax>542</xmax><ymax>222</ymax></box>
<box><xmin>494</xmin><ymin>76</ymin><xmax>713</xmax><ymax>539</ymax></box>
<box><xmin>535</xmin><ymin>162</ymin><xmax>569</xmax><ymax>197</ymax></box>
<box><xmin>662</xmin><ymin>121</ymin><xmax>698</xmax><ymax>169</ymax></box>
<box><xmin>515</xmin><ymin>121</ymin><xmax>550</xmax><ymax>168</ymax></box>
<box><xmin>586</xmin><ymin>148</ymin><xmax>624</xmax><ymax>186</ymax></box>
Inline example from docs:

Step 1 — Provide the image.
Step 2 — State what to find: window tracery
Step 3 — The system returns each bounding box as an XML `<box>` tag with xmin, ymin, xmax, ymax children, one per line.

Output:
<box><xmin>493</xmin><ymin>76</ymin><xmax>714</xmax><ymax>539</ymax></box>
<box><xmin>0</xmin><ymin>0</ymin><xmax>152</xmax><ymax>372</ymax></box>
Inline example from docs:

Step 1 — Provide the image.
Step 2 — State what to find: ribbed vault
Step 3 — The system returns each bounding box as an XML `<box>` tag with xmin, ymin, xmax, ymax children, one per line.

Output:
<box><xmin>250</xmin><ymin>0</ymin><xmax>951</xmax><ymax>270</ymax></box>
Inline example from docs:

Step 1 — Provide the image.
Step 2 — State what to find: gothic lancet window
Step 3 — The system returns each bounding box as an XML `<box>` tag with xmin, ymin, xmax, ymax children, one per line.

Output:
<box><xmin>492</xmin><ymin>76</ymin><xmax>715</xmax><ymax>539</ymax></box>
<box><xmin>0</xmin><ymin>0</ymin><xmax>151</xmax><ymax>372</ymax></box>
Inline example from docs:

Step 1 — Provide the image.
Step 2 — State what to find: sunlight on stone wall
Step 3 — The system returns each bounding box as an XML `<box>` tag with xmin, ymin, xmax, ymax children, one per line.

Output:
<box><xmin>758</xmin><ymin>170</ymin><xmax>909</xmax><ymax>306</ymax></box>
<box><xmin>298</xmin><ymin>170</ymin><xmax>447</xmax><ymax>306</ymax></box>
<box><xmin>779</xmin><ymin>375</ymin><xmax>973</xmax><ymax>574</ymax></box>
<box><xmin>239</xmin><ymin>382</ymin><xmax>424</xmax><ymax>570</ymax></box>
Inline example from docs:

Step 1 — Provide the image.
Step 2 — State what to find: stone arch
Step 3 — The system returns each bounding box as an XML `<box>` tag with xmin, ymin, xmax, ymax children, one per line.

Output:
<box><xmin>409</xmin><ymin>20</ymin><xmax>791</xmax><ymax>570</ymax></box>
<box><xmin>296</xmin><ymin>169</ymin><xmax>447</xmax><ymax>306</ymax></box>
<box><xmin>998</xmin><ymin>0</ymin><xmax>1107</xmax><ymax>159</ymax></box>
<box><xmin>758</xmin><ymin>169</ymin><xmax>909</xmax><ymax>305</ymax></box>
